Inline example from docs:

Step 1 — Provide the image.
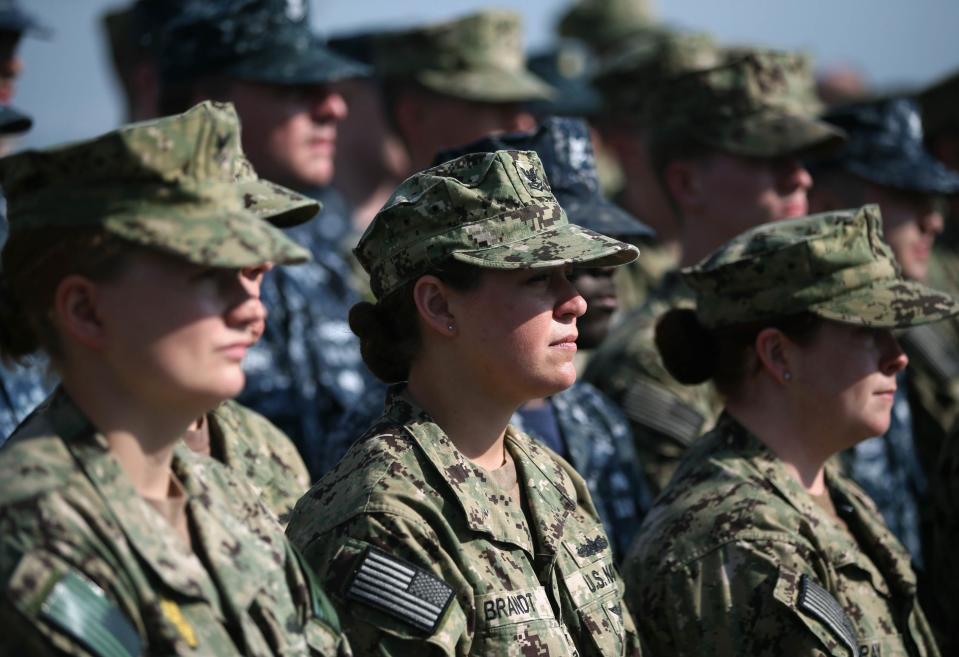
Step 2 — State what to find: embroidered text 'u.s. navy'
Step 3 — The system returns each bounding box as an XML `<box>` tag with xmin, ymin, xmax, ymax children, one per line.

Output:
<box><xmin>346</xmin><ymin>547</ymin><xmax>454</xmax><ymax>633</ymax></box>
<box><xmin>797</xmin><ymin>574</ymin><xmax>858</xmax><ymax>655</ymax></box>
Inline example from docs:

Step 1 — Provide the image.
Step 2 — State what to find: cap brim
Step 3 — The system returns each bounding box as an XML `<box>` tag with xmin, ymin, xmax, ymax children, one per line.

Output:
<box><xmin>0</xmin><ymin>105</ymin><xmax>31</xmax><ymax>135</ymax></box>
<box><xmin>556</xmin><ymin>194</ymin><xmax>655</xmax><ymax>239</ymax></box>
<box><xmin>845</xmin><ymin>156</ymin><xmax>959</xmax><ymax>196</ymax></box>
<box><xmin>227</xmin><ymin>40</ymin><xmax>370</xmax><ymax>85</ymax></box>
<box><xmin>235</xmin><ymin>178</ymin><xmax>320</xmax><ymax>227</ymax></box>
<box><xmin>451</xmin><ymin>223</ymin><xmax>638</xmax><ymax>270</ymax></box>
<box><xmin>417</xmin><ymin>68</ymin><xmax>556</xmax><ymax>103</ymax></box>
<box><xmin>811</xmin><ymin>279</ymin><xmax>959</xmax><ymax>329</ymax></box>
<box><xmin>108</xmin><ymin>211</ymin><xmax>311</xmax><ymax>269</ymax></box>
<box><xmin>0</xmin><ymin>10</ymin><xmax>53</xmax><ymax>39</ymax></box>
<box><xmin>718</xmin><ymin>112</ymin><xmax>847</xmax><ymax>159</ymax></box>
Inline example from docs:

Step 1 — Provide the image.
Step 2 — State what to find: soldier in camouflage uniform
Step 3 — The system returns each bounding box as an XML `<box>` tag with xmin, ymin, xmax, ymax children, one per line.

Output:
<box><xmin>319</xmin><ymin>118</ymin><xmax>655</xmax><ymax>560</ymax></box>
<box><xmin>0</xmin><ymin>103</ymin><xmax>349</xmax><ymax>655</ymax></box>
<box><xmin>583</xmin><ymin>49</ymin><xmax>845</xmax><ymax>494</ymax></box>
<box><xmin>287</xmin><ymin>150</ymin><xmax>644</xmax><ymax>656</ymax></box>
<box><xmin>590</xmin><ymin>29</ymin><xmax>721</xmax><ymax>310</ymax></box>
<box><xmin>364</xmin><ymin>10</ymin><xmax>554</xmax><ymax>173</ymax></box>
<box><xmin>626</xmin><ymin>205</ymin><xmax>954</xmax><ymax>657</ymax></box>
<box><xmin>153</xmin><ymin>0</ymin><xmax>376</xmax><ymax>476</ymax></box>
<box><xmin>807</xmin><ymin>98</ymin><xmax>959</xmax><ymax>571</ymax></box>
<box><xmin>556</xmin><ymin>0</ymin><xmax>658</xmax><ymax>59</ymax></box>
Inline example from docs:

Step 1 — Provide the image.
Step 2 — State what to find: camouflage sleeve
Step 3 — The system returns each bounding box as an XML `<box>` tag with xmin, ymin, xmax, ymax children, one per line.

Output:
<box><xmin>0</xmin><ymin>535</ymin><xmax>144</xmax><ymax>657</ymax></box>
<box><xmin>298</xmin><ymin>512</ymin><xmax>472</xmax><ymax>657</ymax></box>
<box><xmin>628</xmin><ymin>541</ymin><xmax>854</xmax><ymax>657</ymax></box>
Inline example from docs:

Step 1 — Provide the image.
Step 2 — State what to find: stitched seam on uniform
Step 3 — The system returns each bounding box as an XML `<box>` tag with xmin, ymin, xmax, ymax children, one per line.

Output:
<box><xmin>656</xmin><ymin>535</ymin><xmax>813</xmax><ymax>572</ymax></box>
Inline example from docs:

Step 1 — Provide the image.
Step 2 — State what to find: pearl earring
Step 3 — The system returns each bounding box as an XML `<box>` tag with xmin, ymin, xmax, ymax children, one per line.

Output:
<box><xmin>783</xmin><ymin>371</ymin><xmax>792</xmax><ymax>381</ymax></box>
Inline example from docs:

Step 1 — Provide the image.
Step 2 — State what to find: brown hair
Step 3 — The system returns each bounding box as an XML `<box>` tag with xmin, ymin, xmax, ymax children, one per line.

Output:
<box><xmin>0</xmin><ymin>228</ymin><xmax>134</xmax><ymax>364</ymax></box>
<box><xmin>349</xmin><ymin>259</ymin><xmax>483</xmax><ymax>383</ymax></box>
<box><xmin>655</xmin><ymin>307</ymin><xmax>821</xmax><ymax>398</ymax></box>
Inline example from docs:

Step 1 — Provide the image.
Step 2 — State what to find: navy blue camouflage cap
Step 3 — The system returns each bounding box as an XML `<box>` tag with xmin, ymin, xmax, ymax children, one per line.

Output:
<box><xmin>434</xmin><ymin>117</ymin><xmax>653</xmax><ymax>239</ymax></box>
<box><xmin>0</xmin><ymin>0</ymin><xmax>51</xmax><ymax>38</ymax></box>
<box><xmin>0</xmin><ymin>104</ymin><xmax>30</xmax><ymax>135</ymax></box>
<box><xmin>157</xmin><ymin>0</ymin><xmax>368</xmax><ymax>86</ymax></box>
<box><xmin>814</xmin><ymin>97</ymin><xmax>959</xmax><ymax>195</ymax></box>
<box><xmin>525</xmin><ymin>43</ymin><xmax>603</xmax><ymax>117</ymax></box>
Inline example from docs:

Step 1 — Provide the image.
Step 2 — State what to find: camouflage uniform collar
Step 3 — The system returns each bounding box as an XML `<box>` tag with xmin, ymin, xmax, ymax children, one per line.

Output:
<box><xmin>384</xmin><ymin>386</ymin><xmax>576</xmax><ymax>554</ymax></box>
<box><xmin>713</xmin><ymin>413</ymin><xmax>916</xmax><ymax>594</ymax></box>
<box><xmin>48</xmin><ymin>390</ymin><xmax>284</xmax><ymax>612</ymax></box>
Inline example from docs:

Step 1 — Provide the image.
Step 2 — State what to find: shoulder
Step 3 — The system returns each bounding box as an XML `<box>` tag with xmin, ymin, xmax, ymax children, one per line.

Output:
<box><xmin>287</xmin><ymin>419</ymin><xmax>431</xmax><ymax>539</ymax></box>
<box><xmin>632</xmin><ymin>430</ymin><xmax>811</xmax><ymax>575</ymax></box>
<box><xmin>0</xmin><ymin>405</ymin><xmax>80</xmax><ymax>506</ymax></box>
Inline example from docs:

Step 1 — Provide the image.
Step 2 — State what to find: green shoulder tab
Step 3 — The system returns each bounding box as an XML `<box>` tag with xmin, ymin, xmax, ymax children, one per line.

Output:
<box><xmin>39</xmin><ymin>571</ymin><xmax>142</xmax><ymax>657</ymax></box>
<box><xmin>291</xmin><ymin>544</ymin><xmax>341</xmax><ymax>633</ymax></box>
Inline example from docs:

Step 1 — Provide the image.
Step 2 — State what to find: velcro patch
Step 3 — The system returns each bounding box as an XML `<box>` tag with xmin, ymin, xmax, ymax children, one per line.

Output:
<box><xmin>475</xmin><ymin>587</ymin><xmax>554</xmax><ymax>629</ymax></box>
<box><xmin>39</xmin><ymin>571</ymin><xmax>142</xmax><ymax>657</ymax></box>
<box><xmin>797</xmin><ymin>574</ymin><xmax>858</xmax><ymax>655</ymax></box>
<box><xmin>346</xmin><ymin>548</ymin><xmax>454</xmax><ymax>633</ymax></box>
<box><xmin>622</xmin><ymin>380</ymin><xmax>704</xmax><ymax>444</ymax></box>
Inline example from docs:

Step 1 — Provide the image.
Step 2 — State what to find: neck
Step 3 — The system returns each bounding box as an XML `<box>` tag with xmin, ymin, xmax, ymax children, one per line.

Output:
<box><xmin>679</xmin><ymin>214</ymin><xmax>724</xmax><ymax>267</ymax></box>
<box><xmin>60</xmin><ymin>367</ymin><xmax>204</xmax><ymax>499</ymax></box>
<box><xmin>725</xmin><ymin>387</ymin><xmax>830</xmax><ymax>495</ymax></box>
<box><xmin>407</xmin><ymin>359</ymin><xmax>515</xmax><ymax>471</ymax></box>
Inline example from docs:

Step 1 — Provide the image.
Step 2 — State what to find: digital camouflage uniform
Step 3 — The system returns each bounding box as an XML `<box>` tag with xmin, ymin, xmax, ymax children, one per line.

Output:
<box><xmin>320</xmin><ymin>381</ymin><xmax>651</xmax><ymax>563</ymax></box>
<box><xmin>155</xmin><ymin>0</ymin><xmax>371</xmax><ymax>478</ymax></box>
<box><xmin>0</xmin><ymin>102</ymin><xmax>351</xmax><ymax>656</ymax></box>
<box><xmin>584</xmin><ymin>50</ymin><xmax>844</xmax><ymax>494</ymax></box>
<box><xmin>624</xmin><ymin>206</ymin><xmax>957</xmax><ymax>657</ymax></box>
<box><xmin>0</xmin><ymin>391</ymin><xmax>348</xmax><ymax>657</ymax></box>
<box><xmin>287</xmin><ymin>150</ymin><xmax>641</xmax><ymax>655</ymax></box>
<box><xmin>289</xmin><ymin>389</ymin><xmax>643</xmax><ymax>657</ymax></box>
<box><xmin>930</xmin><ymin>417</ymin><xmax>959</xmax><ymax>656</ymax></box>
<box><xmin>207</xmin><ymin>400</ymin><xmax>310</xmax><ymax>527</ymax></box>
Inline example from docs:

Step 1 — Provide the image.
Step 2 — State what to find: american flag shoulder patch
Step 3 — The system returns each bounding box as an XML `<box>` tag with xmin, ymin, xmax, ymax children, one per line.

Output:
<box><xmin>346</xmin><ymin>547</ymin><xmax>455</xmax><ymax>633</ymax></box>
<box><xmin>797</xmin><ymin>574</ymin><xmax>858</xmax><ymax>655</ymax></box>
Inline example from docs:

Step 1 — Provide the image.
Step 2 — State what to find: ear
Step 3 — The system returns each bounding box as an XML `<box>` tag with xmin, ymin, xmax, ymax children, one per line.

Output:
<box><xmin>412</xmin><ymin>275</ymin><xmax>456</xmax><ymax>338</ymax></box>
<box><xmin>663</xmin><ymin>159</ymin><xmax>703</xmax><ymax>214</ymax></box>
<box><xmin>53</xmin><ymin>275</ymin><xmax>108</xmax><ymax>351</ymax></box>
<box><xmin>753</xmin><ymin>327</ymin><xmax>793</xmax><ymax>386</ymax></box>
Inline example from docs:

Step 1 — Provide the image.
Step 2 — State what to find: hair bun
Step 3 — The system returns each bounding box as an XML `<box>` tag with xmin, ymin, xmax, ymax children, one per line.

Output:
<box><xmin>655</xmin><ymin>307</ymin><xmax>717</xmax><ymax>385</ymax></box>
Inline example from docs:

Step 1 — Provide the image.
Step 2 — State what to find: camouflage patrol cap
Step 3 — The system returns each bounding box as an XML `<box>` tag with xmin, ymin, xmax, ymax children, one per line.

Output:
<box><xmin>0</xmin><ymin>101</ymin><xmax>315</xmax><ymax>269</ymax></box>
<box><xmin>557</xmin><ymin>0</ymin><xmax>657</xmax><ymax>55</ymax></box>
<box><xmin>357</xmin><ymin>150</ymin><xmax>638</xmax><ymax>299</ymax></box>
<box><xmin>919</xmin><ymin>68</ymin><xmax>959</xmax><ymax>139</ymax></box>
<box><xmin>648</xmin><ymin>49</ymin><xmax>845</xmax><ymax>158</ymax></box>
<box><xmin>434</xmin><ymin>117</ymin><xmax>653</xmax><ymax>238</ymax></box>
<box><xmin>157</xmin><ymin>0</ymin><xmax>368</xmax><ymax>86</ymax></box>
<box><xmin>370</xmin><ymin>10</ymin><xmax>554</xmax><ymax>104</ymax></box>
<box><xmin>685</xmin><ymin>205</ymin><xmax>959</xmax><ymax>330</ymax></box>
<box><xmin>592</xmin><ymin>29</ymin><xmax>720</xmax><ymax>123</ymax></box>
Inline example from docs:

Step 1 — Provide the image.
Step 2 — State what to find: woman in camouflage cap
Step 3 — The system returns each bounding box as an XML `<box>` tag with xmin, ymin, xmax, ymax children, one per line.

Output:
<box><xmin>286</xmin><ymin>150</ymin><xmax>645</xmax><ymax>656</ymax></box>
<box><xmin>625</xmin><ymin>205</ymin><xmax>953</xmax><ymax>657</ymax></box>
<box><xmin>0</xmin><ymin>103</ymin><xmax>350</xmax><ymax>656</ymax></box>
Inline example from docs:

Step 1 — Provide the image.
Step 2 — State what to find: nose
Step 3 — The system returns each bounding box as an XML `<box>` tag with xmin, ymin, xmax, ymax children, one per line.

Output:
<box><xmin>555</xmin><ymin>272</ymin><xmax>587</xmax><ymax>321</ymax></box>
<box><xmin>311</xmin><ymin>89</ymin><xmax>348</xmax><ymax>123</ymax></box>
<box><xmin>504</xmin><ymin>109</ymin><xmax>537</xmax><ymax>133</ymax></box>
<box><xmin>879</xmin><ymin>331</ymin><xmax>909</xmax><ymax>376</ymax></box>
<box><xmin>777</xmin><ymin>158</ymin><xmax>813</xmax><ymax>193</ymax></box>
<box><xmin>919</xmin><ymin>208</ymin><xmax>944</xmax><ymax>237</ymax></box>
<box><xmin>238</xmin><ymin>262</ymin><xmax>272</xmax><ymax>299</ymax></box>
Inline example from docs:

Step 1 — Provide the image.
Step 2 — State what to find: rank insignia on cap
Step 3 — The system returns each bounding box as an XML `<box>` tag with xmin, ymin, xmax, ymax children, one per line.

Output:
<box><xmin>346</xmin><ymin>547</ymin><xmax>454</xmax><ymax>633</ymax></box>
<box><xmin>797</xmin><ymin>574</ymin><xmax>858</xmax><ymax>655</ymax></box>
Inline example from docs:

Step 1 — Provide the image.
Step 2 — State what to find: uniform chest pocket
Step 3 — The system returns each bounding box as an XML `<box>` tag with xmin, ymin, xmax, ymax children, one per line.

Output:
<box><xmin>560</xmin><ymin>536</ymin><xmax>626</xmax><ymax>657</ymax></box>
<box><xmin>472</xmin><ymin>587</ymin><xmax>581</xmax><ymax>656</ymax></box>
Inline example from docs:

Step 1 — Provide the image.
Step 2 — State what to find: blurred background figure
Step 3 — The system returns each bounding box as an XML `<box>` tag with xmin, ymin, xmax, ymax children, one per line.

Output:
<box><xmin>585</xmin><ymin>49</ymin><xmax>844</xmax><ymax>494</ymax></box>
<box><xmin>816</xmin><ymin>62</ymin><xmax>870</xmax><ymax>108</ymax></box>
<box><xmin>0</xmin><ymin>0</ymin><xmax>48</xmax><ymax>155</ymax></box>
<box><xmin>363</xmin><ymin>10</ymin><xmax>553</xmax><ymax>173</ymax></box>
<box><xmin>557</xmin><ymin>0</ymin><xmax>658</xmax><ymax>59</ymax></box>
<box><xmin>590</xmin><ymin>29</ymin><xmax>721</xmax><ymax>310</ymax></box>
<box><xmin>149</xmin><ymin>0</ymin><xmax>374</xmax><ymax>477</ymax></box>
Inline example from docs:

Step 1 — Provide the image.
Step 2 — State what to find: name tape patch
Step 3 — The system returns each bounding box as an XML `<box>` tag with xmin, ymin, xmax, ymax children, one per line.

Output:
<box><xmin>797</xmin><ymin>574</ymin><xmax>858</xmax><ymax>655</ymax></box>
<box><xmin>475</xmin><ymin>587</ymin><xmax>555</xmax><ymax>629</ymax></box>
<box><xmin>346</xmin><ymin>548</ymin><xmax>454</xmax><ymax>633</ymax></box>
